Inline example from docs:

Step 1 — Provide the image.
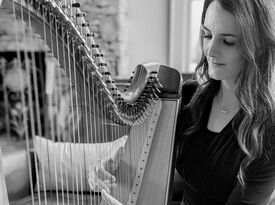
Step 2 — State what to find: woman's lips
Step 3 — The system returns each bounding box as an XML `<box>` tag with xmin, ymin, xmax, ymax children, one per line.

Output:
<box><xmin>207</xmin><ymin>57</ymin><xmax>225</xmax><ymax>66</ymax></box>
<box><xmin>212</xmin><ymin>62</ymin><xmax>225</xmax><ymax>65</ymax></box>
<box><xmin>209</xmin><ymin>61</ymin><xmax>225</xmax><ymax>66</ymax></box>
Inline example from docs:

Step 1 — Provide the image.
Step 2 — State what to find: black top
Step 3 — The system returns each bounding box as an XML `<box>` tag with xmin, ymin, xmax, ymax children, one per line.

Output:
<box><xmin>175</xmin><ymin>80</ymin><xmax>275</xmax><ymax>205</ymax></box>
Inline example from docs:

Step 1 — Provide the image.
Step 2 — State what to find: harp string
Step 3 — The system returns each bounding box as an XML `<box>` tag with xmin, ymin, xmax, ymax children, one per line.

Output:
<box><xmin>100</xmin><ymin>88</ymin><xmax>105</xmax><ymax>198</ymax></box>
<box><xmin>93</xmin><ymin>73</ymin><xmax>100</xmax><ymax>205</ymax></box>
<box><xmin>91</xmin><ymin>76</ymin><xmax>96</xmax><ymax>204</ymax></box>
<box><xmin>73</xmin><ymin>33</ymin><xmax>85</xmax><ymax>204</ymax></box>
<box><xmin>47</xmin><ymin>12</ymin><xmax>59</xmax><ymax>204</ymax></box>
<box><xmin>32</xmin><ymin>49</ymin><xmax>45</xmax><ymax>205</ymax></box>
<box><xmin>71</xmin><ymin>34</ymin><xmax>79</xmax><ymax>205</ymax></box>
<box><xmin>80</xmin><ymin>48</ymin><xmax>86</xmax><ymax>204</ymax></box>
<box><xmin>82</xmin><ymin>59</ymin><xmax>89</xmax><ymax>204</ymax></box>
<box><xmin>76</xmin><ymin>39</ymin><xmax>85</xmax><ymax>204</ymax></box>
<box><xmin>48</xmin><ymin>59</ymin><xmax>56</xmax><ymax>203</ymax></box>
<box><xmin>54</xmin><ymin>14</ymin><xmax>62</xmax><ymax>205</ymax></box>
<box><xmin>64</xmin><ymin>26</ymin><xmax>74</xmax><ymax>205</ymax></box>
<box><xmin>23</xmin><ymin>0</ymin><xmax>40</xmax><ymax>203</ymax></box>
<box><xmin>29</xmin><ymin>51</ymin><xmax>43</xmax><ymax>205</ymax></box>
<box><xmin>87</xmin><ymin>67</ymin><xmax>96</xmax><ymax>205</ymax></box>
<box><xmin>43</xmin><ymin>57</ymin><xmax>52</xmax><ymax>205</ymax></box>
<box><xmin>21</xmin><ymin>42</ymin><xmax>34</xmax><ymax>205</ymax></box>
<box><xmin>126</xmin><ymin>105</ymin><xmax>130</xmax><ymax>200</ymax></box>
<box><xmin>60</xmin><ymin>11</ymin><xmax>74</xmax><ymax>203</ymax></box>
<box><xmin>71</xmin><ymin>36</ymin><xmax>79</xmax><ymax>204</ymax></box>
<box><xmin>56</xmin><ymin>62</ymin><xmax>65</xmax><ymax>205</ymax></box>
<box><xmin>42</xmin><ymin>1</ymin><xmax>54</xmax><ymax>200</ymax></box>
<box><xmin>55</xmin><ymin>2</ymin><xmax>72</xmax><ymax>204</ymax></box>
<box><xmin>119</xmin><ymin>105</ymin><xmax>125</xmax><ymax>201</ymax></box>
<box><xmin>112</xmin><ymin>110</ymin><xmax>119</xmax><ymax>200</ymax></box>
<box><xmin>86</xmin><ymin>64</ymin><xmax>95</xmax><ymax>205</ymax></box>
<box><xmin>67</xmin><ymin>32</ymin><xmax>75</xmax><ymax>204</ymax></box>
<box><xmin>0</xmin><ymin>59</ymin><xmax>9</xmax><ymax>139</ymax></box>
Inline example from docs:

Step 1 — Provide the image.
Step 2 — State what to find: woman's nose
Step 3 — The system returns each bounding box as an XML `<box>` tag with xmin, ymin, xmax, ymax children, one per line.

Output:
<box><xmin>206</xmin><ymin>38</ymin><xmax>220</xmax><ymax>57</ymax></box>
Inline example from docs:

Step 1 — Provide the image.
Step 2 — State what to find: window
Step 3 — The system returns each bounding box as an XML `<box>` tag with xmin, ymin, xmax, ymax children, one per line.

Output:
<box><xmin>190</xmin><ymin>0</ymin><xmax>204</xmax><ymax>72</ymax></box>
<box><xmin>169</xmin><ymin>0</ymin><xmax>204</xmax><ymax>73</ymax></box>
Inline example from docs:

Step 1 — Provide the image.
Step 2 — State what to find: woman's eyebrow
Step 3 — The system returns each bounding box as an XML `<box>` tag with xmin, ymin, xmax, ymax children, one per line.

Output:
<box><xmin>202</xmin><ymin>25</ymin><xmax>237</xmax><ymax>37</ymax></box>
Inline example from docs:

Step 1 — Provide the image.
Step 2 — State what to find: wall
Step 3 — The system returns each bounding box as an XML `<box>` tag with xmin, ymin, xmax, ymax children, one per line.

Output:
<box><xmin>79</xmin><ymin>0</ymin><xmax>126</xmax><ymax>76</ymax></box>
<box><xmin>124</xmin><ymin>0</ymin><xmax>170</xmax><ymax>77</ymax></box>
<box><xmin>81</xmin><ymin>0</ymin><xmax>170</xmax><ymax>77</ymax></box>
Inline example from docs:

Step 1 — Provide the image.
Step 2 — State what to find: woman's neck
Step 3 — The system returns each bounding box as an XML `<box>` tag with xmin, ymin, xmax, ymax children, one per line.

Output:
<box><xmin>216</xmin><ymin>81</ymin><xmax>239</xmax><ymax>112</ymax></box>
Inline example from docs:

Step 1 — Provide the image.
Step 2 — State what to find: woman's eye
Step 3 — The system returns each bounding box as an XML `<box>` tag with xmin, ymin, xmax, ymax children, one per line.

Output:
<box><xmin>203</xmin><ymin>34</ymin><xmax>212</xmax><ymax>39</ymax></box>
<box><xmin>223</xmin><ymin>40</ymin><xmax>235</xmax><ymax>46</ymax></box>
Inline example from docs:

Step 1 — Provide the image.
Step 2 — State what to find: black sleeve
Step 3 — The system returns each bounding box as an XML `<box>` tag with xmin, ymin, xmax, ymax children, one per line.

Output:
<box><xmin>176</xmin><ymin>79</ymin><xmax>198</xmax><ymax>126</ymax></box>
<box><xmin>226</xmin><ymin>129</ymin><xmax>275</xmax><ymax>205</ymax></box>
<box><xmin>173</xmin><ymin>79</ymin><xmax>198</xmax><ymax>200</ymax></box>
<box><xmin>175</xmin><ymin>79</ymin><xmax>198</xmax><ymax>166</ymax></box>
<box><xmin>179</xmin><ymin>79</ymin><xmax>198</xmax><ymax>109</ymax></box>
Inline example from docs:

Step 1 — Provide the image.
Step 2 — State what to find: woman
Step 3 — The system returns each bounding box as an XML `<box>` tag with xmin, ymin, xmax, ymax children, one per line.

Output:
<box><xmin>175</xmin><ymin>0</ymin><xmax>275</xmax><ymax>204</ymax></box>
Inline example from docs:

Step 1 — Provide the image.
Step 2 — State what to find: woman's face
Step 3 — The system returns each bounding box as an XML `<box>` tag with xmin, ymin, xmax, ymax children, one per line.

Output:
<box><xmin>203</xmin><ymin>1</ymin><xmax>244</xmax><ymax>83</ymax></box>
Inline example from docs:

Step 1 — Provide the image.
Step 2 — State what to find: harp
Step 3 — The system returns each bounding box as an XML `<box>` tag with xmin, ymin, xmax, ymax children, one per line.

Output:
<box><xmin>0</xmin><ymin>0</ymin><xmax>183</xmax><ymax>204</ymax></box>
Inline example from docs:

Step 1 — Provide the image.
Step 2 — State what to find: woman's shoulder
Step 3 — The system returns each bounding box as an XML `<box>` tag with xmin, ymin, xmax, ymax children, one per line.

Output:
<box><xmin>180</xmin><ymin>79</ymin><xmax>199</xmax><ymax>106</ymax></box>
<box><xmin>181</xmin><ymin>79</ymin><xmax>198</xmax><ymax>92</ymax></box>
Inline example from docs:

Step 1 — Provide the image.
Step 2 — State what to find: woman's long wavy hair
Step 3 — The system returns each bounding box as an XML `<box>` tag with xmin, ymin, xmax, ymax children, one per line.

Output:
<box><xmin>187</xmin><ymin>0</ymin><xmax>275</xmax><ymax>187</ymax></box>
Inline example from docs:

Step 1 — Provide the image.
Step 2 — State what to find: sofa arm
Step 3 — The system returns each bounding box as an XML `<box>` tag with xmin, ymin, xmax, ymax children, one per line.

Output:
<box><xmin>0</xmin><ymin>147</ymin><xmax>9</xmax><ymax>205</ymax></box>
<box><xmin>1</xmin><ymin>139</ymin><xmax>32</xmax><ymax>202</ymax></box>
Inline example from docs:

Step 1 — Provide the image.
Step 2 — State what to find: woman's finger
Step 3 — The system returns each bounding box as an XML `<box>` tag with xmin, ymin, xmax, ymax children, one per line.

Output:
<box><xmin>103</xmin><ymin>147</ymin><xmax>124</xmax><ymax>172</ymax></box>
<box><xmin>98</xmin><ymin>167</ymin><xmax>116</xmax><ymax>182</ymax></box>
<box><xmin>101</xmin><ymin>189</ymin><xmax>123</xmax><ymax>205</ymax></box>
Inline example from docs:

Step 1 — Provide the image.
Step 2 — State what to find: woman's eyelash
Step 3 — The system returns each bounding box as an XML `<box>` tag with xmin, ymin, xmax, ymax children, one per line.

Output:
<box><xmin>202</xmin><ymin>32</ymin><xmax>212</xmax><ymax>38</ymax></box>
<box><xmin>203</xmin><ymin>34</ymin><xmax>212</xmax><ymax>39</ymax></box>
<box><xmin>223</xmin><ymin>40</ymin><xmax>235</xmax><ymax>46</ymax></box>
<box><xmin>202</xmin><ymin>33</ymin><xmax>236</xmax><ymax>46</ymax></box>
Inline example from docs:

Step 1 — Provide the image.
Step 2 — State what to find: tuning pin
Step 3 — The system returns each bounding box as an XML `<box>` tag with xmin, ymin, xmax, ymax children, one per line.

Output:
<box><xmin>150</xmin><ymin>71</ymin><xmax>158</xmax><ymax>75</ymax></box>
<box><xmin>84</xmin><ymin>33</ymin><xmax>95</xmax><ymax>41</ymax></box>
<box><xmin>72</xmin><ymin>2</ymin><xmax>80</xmax><ymax>7</ymax></box>
<box><xmin>84</xmin><ymin>36</ymin><xmax>94</xmax><ymax>48</ymax></box>
<box><xmin>85</xmin><ymin>33</ymin><xmax>95</xmax><ymax>37</ymax></box>
<box><xmin>75</xmin><ymin>12</ymin><xmax>86</xmax><ymax>24</ymax></box>
<box><xmin>99</xmin><ymin>63</ymin><xmax>108</xmax><ymax>68</ymax></box>
<box><xmin>94</xmin><ymin>53</ymin><xmax>104</xmax><ymax>58</ymax></box>
<box><xmin>110</xmin><ymin>87</ymin><xmax>118</xmax><ymax>91</ymax></box>
<box><xmin>81</xmin><ymin>22</ymin><xmax>89</xmax><ymax>27</ymax></box>
<box><xmin>105</xmin><ymin>80</ymin><xmax>115</xmax><ymax>85</ymax></box>
<box><xmin>101</xmin><ymin>71</ymin><xmax>111</xmax><ymax>82</ymax></box>
<box><xmin>91</xmin><ymin>44</ymin><xmax>100</xmax><ymax>48</ymax></box>
<box><xmin>79</xmin><ymin>22</ymin><xmax>89</xmax><ymax>35</ymax></box>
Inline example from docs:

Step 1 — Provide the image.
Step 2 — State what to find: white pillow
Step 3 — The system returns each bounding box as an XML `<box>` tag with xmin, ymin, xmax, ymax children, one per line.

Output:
<box><xmin>34</xmin><ymin>135</ymin><xmax>128</xmax><ymax>192</ymax></box>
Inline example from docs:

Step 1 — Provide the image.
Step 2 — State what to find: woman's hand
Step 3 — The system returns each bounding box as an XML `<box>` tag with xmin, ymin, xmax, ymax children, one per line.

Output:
<box><xmin>88</xmin><ymin>147</ymin><xmax>124</xmax><ymax>193</ymax></box>
<box><xmin>88</xmin><ymin>164</ymin><xmax>116</xmax><ymax>193</ymax></box>
<box><xmin>103</xmin><ymin>147</ymin><xmax>124</xmax><ymax>173</ymax></box>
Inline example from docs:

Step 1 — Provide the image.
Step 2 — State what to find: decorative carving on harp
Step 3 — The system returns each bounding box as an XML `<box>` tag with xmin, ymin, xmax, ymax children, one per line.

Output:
<box><xmin>0</xmin><ymin>0</ymin><xmax>183</xmax><ymax>204</ymax></box>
